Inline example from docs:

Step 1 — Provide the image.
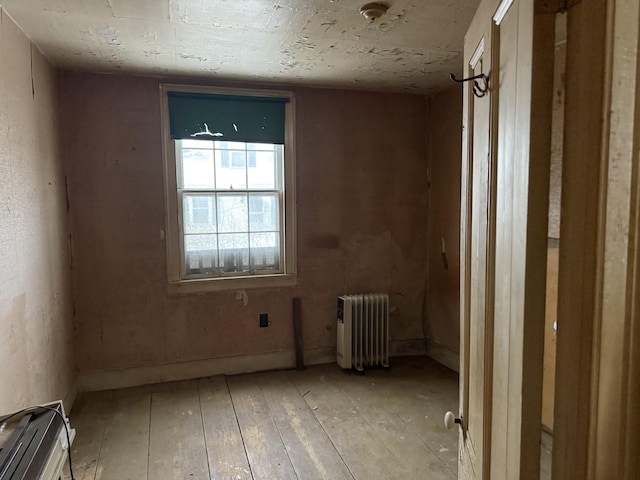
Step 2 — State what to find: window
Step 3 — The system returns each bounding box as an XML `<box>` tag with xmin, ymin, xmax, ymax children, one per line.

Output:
<box><xmin>161</xmin><ymin>85</ymin><xmax>296</xmax><ymax>292</ymax></box>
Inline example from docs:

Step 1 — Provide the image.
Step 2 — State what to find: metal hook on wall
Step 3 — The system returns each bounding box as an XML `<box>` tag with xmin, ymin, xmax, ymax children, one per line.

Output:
<box><xmin>449</xmin><ymin>73</ymin><xmax>489</xmax><ymax>98</ymax></box>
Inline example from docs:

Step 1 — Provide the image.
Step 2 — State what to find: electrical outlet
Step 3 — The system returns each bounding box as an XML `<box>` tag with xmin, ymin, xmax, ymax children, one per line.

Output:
<box><xmin>259</xmin><ymin>313</ymin><xmax>269</xmax><ymax>328</ymax></box>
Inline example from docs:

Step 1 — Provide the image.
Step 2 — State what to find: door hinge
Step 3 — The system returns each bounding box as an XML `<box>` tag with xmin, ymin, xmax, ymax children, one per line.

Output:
<box><xmin>535</xmin><ymin>0</ymin><xmax>581</xmax><ymax>14</ymax></box>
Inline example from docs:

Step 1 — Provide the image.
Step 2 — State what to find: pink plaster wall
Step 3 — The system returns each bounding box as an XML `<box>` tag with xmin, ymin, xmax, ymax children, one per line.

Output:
<box><xmin>0</xmin><ymin>9</ymin><xmax>76</xmax><ymax>412</ymax></box>
<box><xmin>62</xmin><ymin>72</ymin><xmax>429</xmax><ymax>374</ymax></box>
<box><xmin>425</xmin><ymin>87</ymin><xmax>463</xmax><ymax>356</ymax></box>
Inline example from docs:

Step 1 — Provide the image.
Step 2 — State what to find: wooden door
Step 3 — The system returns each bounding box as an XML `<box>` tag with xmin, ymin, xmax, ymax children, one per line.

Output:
<box><xmin>459</xmin><ymin>0</ymin><xmax>554</xmax><ymax>478</ymax></box>
<box><xmin>458</xmin><ymin>14</ymin><xmax>494</xmax><ymax>480</ymax></box>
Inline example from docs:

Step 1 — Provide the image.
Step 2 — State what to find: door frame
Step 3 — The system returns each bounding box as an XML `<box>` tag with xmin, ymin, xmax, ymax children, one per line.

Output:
<box><xmin>554</xmin><ymin>0</ymin><xmax>640</xmax><ymax>479</ymax></box>
<box><xmin>459</xmin><ymin>0</ymin><xmax>640</xmax><ymax>477</ymax></box>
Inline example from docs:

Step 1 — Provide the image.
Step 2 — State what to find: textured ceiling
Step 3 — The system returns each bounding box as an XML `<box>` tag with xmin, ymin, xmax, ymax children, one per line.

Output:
<box><xmin>1</xmin><ymin>0</ymin><xmax>479</xmax><ymax>94</ymax></box>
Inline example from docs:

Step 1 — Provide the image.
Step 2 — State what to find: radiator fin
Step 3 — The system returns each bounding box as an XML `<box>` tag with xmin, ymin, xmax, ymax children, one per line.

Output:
<box><xmin>337</xmin><ymin>294</ymin><xmax>389</xmax><ymax>371</ymax></box>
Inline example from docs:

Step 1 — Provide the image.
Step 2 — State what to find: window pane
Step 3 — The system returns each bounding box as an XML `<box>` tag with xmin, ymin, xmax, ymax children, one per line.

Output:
<box><xmin>182</xmin><ymin>139</ymin><xmax>214</xmax><ymax>149</ymax></box>
<box><xmin>247</xmin><ymin>142</ymin><xmax>275</xmax><ymax>151</ymax></box>
<box><xmin>248</xmin><ymin>151</ymin><xmax>257</xmax><ymax>169</ymax></box>
<box><xmin>247</xmin><ymin>149</ymin><xmax>276</xmax><ymax>189</ymax></box>
<box><xmin>217</xmin><ymin>141</ymin><xmax>245</xmax><ymax>150</ymax></box>
<box><xmin>184</xmin><ymin>234</ymin><xmax>218</xmax><ymax>274</ymax></box>
<box><xmin>217</xmin><ymin>193</ymin><xmax>248</xmax><ymax>232</ymax></box>
<box><xmin>183</xmin><ymin>194</ymin><xmax>216</xmax><ymax>234</ymax></box>
<box><xmin>181</xmin><ymin>148</ymin><xmax>214</xmax><ymax>188</ymax></box>
<box><xmin>185</xmin><ymin>233</ymin><xmax>217</xmax><ymax>252</ymax></box>
<box><xmin>249</xmin><ymin>193</ymin><xmax>279</xmax><ymax>232</ymax></box>
<box><xmin>218</xmin><ymin>233</ymin><xmax>249</xmax><ymax>272</ymax></box>
<box><xmin>230</xmin><ymin>150</ymin><xmax>246</xmax><ymax>168</ymax></box>
<box><xmin>250</xmin><ymin>232</ymin><xmax>280</xmax><ymax>270</ymax></box>
<box><xmin>215</xmin><ymin>149</ymin><xmax>247</xmax><ymax>189</ymax></box>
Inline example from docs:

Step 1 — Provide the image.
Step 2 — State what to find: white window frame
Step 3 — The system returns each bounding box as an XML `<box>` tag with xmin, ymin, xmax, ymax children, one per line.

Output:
<box><xmin>160</xmin><ymin>84</ymin><xmax>297</xmax><ymax>293</ymax></box>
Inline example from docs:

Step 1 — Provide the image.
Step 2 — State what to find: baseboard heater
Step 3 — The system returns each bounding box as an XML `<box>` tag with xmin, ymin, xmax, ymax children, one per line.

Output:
<box><xmin>0</xmin><ymin>401</ymin><xmax>74</xmax><ymax>480</ymax></box>
<box><xmin>337</xmin><ymin>294</ymin><xmax>390</xmax><ymax>372</ymax></box>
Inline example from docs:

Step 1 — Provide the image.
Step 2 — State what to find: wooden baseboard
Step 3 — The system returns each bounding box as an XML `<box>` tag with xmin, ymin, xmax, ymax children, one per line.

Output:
<box><xmin>76</xmin><ymin>338</ymin><xmax>430</xmax><ymax>394</ymax></box>
<box><xmin>77</xmin><ymin>338</ymin><xmax>429</xmax><ymax>393</ymax></box>
<box><xmin>424</xmin><ymin>338</ymin><xmax>459</xmax><ymax>372</ymax></box>
<box><xmin>390</xmin><ymin>338</ymin><xmax>427</xmax><ymax>356</ymax></box>
<box><xmin>63</xmin><ymin>375</ymin><xmax>79</xmax><ymax>413</ymax></box>
<box><xmin>78</xmin><ymin>347</ymin><xmax>334</xmax><ymax>392</ymax></box>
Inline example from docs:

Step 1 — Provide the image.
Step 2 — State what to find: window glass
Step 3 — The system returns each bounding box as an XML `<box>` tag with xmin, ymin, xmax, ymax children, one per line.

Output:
<box><xmin>215</xmin><ymin>149</ymin><xmax>247</xmax><ymax>189</ymax></box>
<box><xmin>248</xmin><ymin>149</ymin><xmax>276</xmax><ymax>189</ymax></box>
<box><xmin>182</xmin><ymin>148</ymin><xmax>214</xmax><ymax>188</ymax></box>
<box><xmin>175</xmin><ymin>141</ymin><xmax>284</xmax><ymax>277</ymax></box>
<box><xmin>218</xmin><ymin>233</ymin><xmax>249</xmax><ymax>273</ymax></box>
<box><xmin>249</xmin><ymin>193</ymin><xmax>279</xmax><ymax>232</ymax></box>
<box><xmin>216</xmin><ymin>193</ymin><xmax>249</xmax><ymax>233</ymax></box>
<box><xmin>183</xmin><ymin>194</ymin><xmax>216</xmax><ymax>234</ymax></box>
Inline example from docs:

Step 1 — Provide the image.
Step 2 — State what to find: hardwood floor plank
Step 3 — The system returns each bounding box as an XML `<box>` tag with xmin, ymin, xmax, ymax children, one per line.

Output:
<box><xmin>64</xmin><ymin>356</ymin><xmax>459</xmax><ymax>480</ymax></box>
<box><xmin>94</xmin><ymin>386</ymin><xmax>151</xmax><ymax>480</ymax></box>
<box><xmin>257</xmin><ymin>371</ymin><xmax>354</xmax><ymax>480</ymax></box>
<box><xmin>147</xmin><ymin>380</ymin><xmax>210</xmax><ymax>480</ymax></box>
<box><xmin>287</xmin><ymin>367</ymin><xmax>413</xmax><ymax>480</ymax></box>
<box><xmin>318</xmin><ymin>364</ymin><xmax>456</xmax><ymax>479</ymax></box>
<box><xmin>64</xmin><ymin>390</ymin><xmax>113</xmax><ymax>480</ymax></box>
<box><xmin>227</xmin><ymin>374</ymin><xmax>297</xmax><ymax>480</ymax></box>
<box><xmin>197</xmin><ymin>375</ymin><xmax>253</xmax><ymax>480</ymax></box>
<box><xmin>360</xmin><ymin>358</ymin><xmax>459</xmax><ymax>471</ymax></box>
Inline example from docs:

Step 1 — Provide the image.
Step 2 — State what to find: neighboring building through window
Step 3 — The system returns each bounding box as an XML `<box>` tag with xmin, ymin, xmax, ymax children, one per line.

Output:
<box><xmin>160</xmin><ymin>85</ymin><xmax>296</xmax><ymax>292</ymax></box>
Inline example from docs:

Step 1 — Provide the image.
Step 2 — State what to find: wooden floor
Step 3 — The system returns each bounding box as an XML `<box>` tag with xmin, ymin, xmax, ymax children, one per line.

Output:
<box><xmin>62</xmin><ymin>356</ymin><xmax>458</xmax><ymax>480</ymax></box>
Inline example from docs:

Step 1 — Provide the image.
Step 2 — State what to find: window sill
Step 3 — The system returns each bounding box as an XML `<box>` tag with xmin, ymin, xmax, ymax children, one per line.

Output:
<box><xmin>167</xmin><ymin>273</ymin><xmax>297</xmax><ymax>294</ymax></box>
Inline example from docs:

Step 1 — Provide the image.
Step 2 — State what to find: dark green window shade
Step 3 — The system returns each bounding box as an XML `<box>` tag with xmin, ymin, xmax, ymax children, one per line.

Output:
<box><xmin>167</xmin><ymin>92</ymin><xmax>288</xmax><ymax>144</ymax></box>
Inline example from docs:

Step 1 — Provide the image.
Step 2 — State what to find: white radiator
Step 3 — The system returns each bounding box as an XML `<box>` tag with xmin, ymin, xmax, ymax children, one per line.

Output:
<box><xmin>337</xmin><ymin>294</ymin><xmax>389</xmax><ymax>372</ymax></box>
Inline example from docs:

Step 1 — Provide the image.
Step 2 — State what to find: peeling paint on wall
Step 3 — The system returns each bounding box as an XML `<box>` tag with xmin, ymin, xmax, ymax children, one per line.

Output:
<box><xmin>95</xmin><ymin>26</ymin><xmax>122</xmax><ymax>46</ymax></box>
<box><xmin>0</xmin><ymin>9</ymin><xmax>76</xmax><ymax>412</ymax></box>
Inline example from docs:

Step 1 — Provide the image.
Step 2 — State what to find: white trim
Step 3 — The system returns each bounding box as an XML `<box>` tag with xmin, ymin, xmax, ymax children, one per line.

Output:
<box><xmin>470</xmin><ymin>37</ymin><xmax>485</xmax><ymax>70</ymax></box>
<box><xmin>493</xmin><ymin>0</ymin><xmax>515</xmax><ymax>26</ymax></box>
<box><xmin>160</xmin><ymin>83</ymin><xmax>294</xmax><ymax>101</ymax></box>
<box><xmin>167</xmin><ymin>272</ymin><xmax>297</xmax><ymax>294</ymax></box>
<box><xmin>283</xmin><ymin>97</ymin><xmax>297</xmax><ymax>278</ymax></box>
<box><xmin>160</xmin><ymin>85</ymin><xmax>181</xmax><ymax>285</ymax></box>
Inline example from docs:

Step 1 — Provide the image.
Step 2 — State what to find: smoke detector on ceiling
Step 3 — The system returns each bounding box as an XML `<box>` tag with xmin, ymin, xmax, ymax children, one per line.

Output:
<box><xmin>359</xmin><ymin>2</ymin><xmax>389</xmax><ymax>21</ymax></box>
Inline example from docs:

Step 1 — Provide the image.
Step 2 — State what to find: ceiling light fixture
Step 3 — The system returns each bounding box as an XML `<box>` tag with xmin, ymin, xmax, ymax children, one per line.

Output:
<box><xmin>359</xmin><ymin>2</ymin><xmax>388</xmax><ymax>21</ymax></box>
